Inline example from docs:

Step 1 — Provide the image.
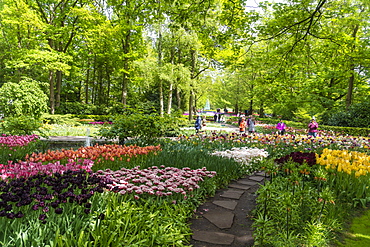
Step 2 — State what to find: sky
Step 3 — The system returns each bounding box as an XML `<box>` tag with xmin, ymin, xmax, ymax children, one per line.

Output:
<box><xmin>245</xmin><ymin>0</ymin><xmax>286</xmax><ymax>10</ymax></box>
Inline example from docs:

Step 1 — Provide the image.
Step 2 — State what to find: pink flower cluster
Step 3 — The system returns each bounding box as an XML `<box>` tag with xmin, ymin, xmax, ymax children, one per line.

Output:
<box><xmin>0</xmin><ymin>159</ymin><xmax>94</xmax><ymax>181</ymax></box>
<box><xmin>95</xmin><ymin>166</ymin><xmax>216</xmax><ymax>199</ymax></box>
<box><xmin>0</xmin><ymin>134</ymin><xmax>39</xmax><ymax>147</ymax></box>
<box><xmin>88</xmin><ymin>121</ymin><xmax>112</xmax><ymax>125</ymax></box>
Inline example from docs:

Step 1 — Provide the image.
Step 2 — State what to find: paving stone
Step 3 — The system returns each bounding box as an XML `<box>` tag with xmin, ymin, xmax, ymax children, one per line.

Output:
<box><xmin>220</xmin><ymin>189</ymin><xmax>244</xmax><ymax>199</ymax></box>
<box><xmin>213</xmin><ymin>200</ymin><xmax>238</xmax><ymax>210</ymax></box>
<box><xmin>192</xmin><ymin>231</ymin><xmax>235</xmax><ymax>245</ymax></box>
<box><xmin>203</xmin><ymin>208</ymin><xmax>234</xmax><ymax>229</ymax></box>
<box><xmin>236</xmin><ymin>180</ymin><xmax>259</xmax><ymax>186</ymax></box>
<box><xmin>248</xmin><ymin>176</ymin><xmax>265</xmax><ymax>182</ymax></box>
<box><xmin>254</xmin><ymin>171</ymin><xmax>267</xmax><ymax>176</ymax></box>
<box><xmin>228</xmin><ymin>183</ymin><xmax>251</xmax><ymax>190</ymax></box>
<box><xmin>235</xmin><ymin>234</ymin><xmax>254</xmax><ymax>244</ymax></box>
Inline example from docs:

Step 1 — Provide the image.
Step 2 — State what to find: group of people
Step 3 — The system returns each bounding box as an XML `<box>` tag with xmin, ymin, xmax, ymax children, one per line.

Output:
<box><xmin>239</xmin><ymin>116</ymin><xmax>256</xmax><ymax>133</ymax></box>
<box><xmin>195</xmin><ymin>112</ymin><xmax>320</xmax><ymax>137</ymax></box>
<box><xmin>275</xmin><ymin>117</ymin><xmax>319</xmax><ymax>137</ymax></box>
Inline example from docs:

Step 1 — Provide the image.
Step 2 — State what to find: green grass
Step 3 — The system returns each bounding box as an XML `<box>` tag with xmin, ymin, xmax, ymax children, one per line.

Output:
<box><xmin>337</xmin><ymin>208</ymin><xmax>370</xmax><ymax>246</ymax></box>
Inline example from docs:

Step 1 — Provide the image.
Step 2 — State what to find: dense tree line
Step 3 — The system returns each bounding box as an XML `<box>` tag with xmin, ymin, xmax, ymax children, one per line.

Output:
<box><xmin>0</xmin><ymin>0</ymin><xmax>369</xmax><ymax>123</ymax></box>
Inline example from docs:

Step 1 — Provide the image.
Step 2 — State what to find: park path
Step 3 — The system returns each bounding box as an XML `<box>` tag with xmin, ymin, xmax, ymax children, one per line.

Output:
<box><xmin>189</xmin><ymin>172</ymin><xmax>267</xmax><ymax>247</ymax></box>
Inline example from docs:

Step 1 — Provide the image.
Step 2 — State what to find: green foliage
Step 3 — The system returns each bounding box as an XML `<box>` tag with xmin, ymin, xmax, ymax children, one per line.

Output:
<box><xmin>339</xmin><ymin>209</ymin><xmax>370</xmax><ymax>247</ymax></box>
<box><xmin>73</xmin><ymin>115</ymin><xmax>111</xmax><ymax>122</ymax></box>
<box><xmin>323</xmin><ymin>102</ymin><xmax>370</xmax><ymax>128</ymax></box>
<box><xmin>320</xmin><ymin>125</ymin><xmax>370</xmax><ymax>137</ymax></box>
<box><xmin>98</xmin><ymin>113</ymin><xmax>183</xmax><ymax>143</ymax></box>
<box><xmin>253</xmin><ymin>159</ymin><xmax>344</xmax><ymax>246</ymax></box>
<box><xmin>0</xmin><ymin>78</ymin><xmax>48</xmax><ymax>118</ymax></box>
<box><xmin>41</xmin><ymin>114</ymin><xmax>81</xmax><ymax>126</ymax></box>
<box><xmin>293</xmin><ymin>108</ymin><xmax>313</xmax><ymax>123</ymax></box>
<box><xmin>55</xmin><ymin>102</ymin><xmax>107</xmax><ymax>115</ymax></box>
<box><xmin>0</xmin><ymin>116</ymin><xmax>42</xmax><ymax>135</ymax></box>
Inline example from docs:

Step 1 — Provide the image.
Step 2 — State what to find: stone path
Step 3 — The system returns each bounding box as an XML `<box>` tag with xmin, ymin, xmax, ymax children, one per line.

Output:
<box><xmin>189</xmin><ymin>172</ymin><xmax>267</xmax><ymax>247</ymax></box>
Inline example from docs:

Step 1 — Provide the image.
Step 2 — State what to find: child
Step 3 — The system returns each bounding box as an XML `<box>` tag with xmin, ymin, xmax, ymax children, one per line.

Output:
<box><xmin>239</xmin><ymin>117</ymin><xmax>246</xmax><ymax>133</ymax></box>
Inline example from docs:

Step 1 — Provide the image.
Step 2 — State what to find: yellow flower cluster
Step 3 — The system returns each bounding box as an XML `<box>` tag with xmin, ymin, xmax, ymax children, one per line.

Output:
<box><xmin>316</xmin><ymin>149</ymin><xmax>370</xmax><ymax>177</ymax></box>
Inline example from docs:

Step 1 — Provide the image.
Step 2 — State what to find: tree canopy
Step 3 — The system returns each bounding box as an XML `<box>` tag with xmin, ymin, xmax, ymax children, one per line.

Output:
<box><xmin>0</xmin><ymin>0</ymin><xmax>369</xmax><ymax>121</ymax></box>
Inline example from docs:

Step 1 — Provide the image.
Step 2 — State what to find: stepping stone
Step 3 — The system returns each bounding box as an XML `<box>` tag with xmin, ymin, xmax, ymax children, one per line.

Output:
<box><xmin>255</xmin><ymin>171</ymin><xmax>267</xmax><ymax>176</ymax></box>
<box><xmin>213</xmin><ymin>200</ymin><xmax>238</xmax><ymax>210</ymax></box>
<box><xmin>236</xmin><ymin>180</ymin><xmax>259</xmax><ymax>186</ymax></box>
<box><xmin>192</xmin><ymin>231</ymin><xmax>235</xmax><ymax>245</ymax></box>
<box><xmin>249</xmin><ymin>176</ymin><xmax>265</xmax><ymax>182</ymax></box>
<box><xmin>203</xmin><ymin>208</ymin><xmax>234</xmax><ymax>229</ymax></box>
<box><xmin>235</xmin><ymin>234</ymin><xmax>254</xmax><ymax>244</ymax></box>
<box><xmin>228</xmin><ymin>183</ymin><xmax>251</xmax><ymax>190</ymax></box>
<box><xmin>220</xmin><ymin>189</ymin><xmax>244</xmax><ymax>199</ymax></box>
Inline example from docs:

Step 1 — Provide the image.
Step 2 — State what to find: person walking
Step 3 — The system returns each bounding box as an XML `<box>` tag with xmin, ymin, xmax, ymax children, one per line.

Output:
<box><xmin>308</xmin><ymin>117</ymin><xmax>319</xmax><ymax>137</ymax></box>
<box><xmin>276</xmin><ymin>119</ymin><xmax>286</xmax><ymax>135</ymax></box>
<box><xmin>195</xmin><ymin>115</ymin><xmax>203</xmax><ymax>133</ymax></box>
<box><xmin>247</xmin><ymin>116</ymin><xmax>256</xmax><ymax>133</ymax></box>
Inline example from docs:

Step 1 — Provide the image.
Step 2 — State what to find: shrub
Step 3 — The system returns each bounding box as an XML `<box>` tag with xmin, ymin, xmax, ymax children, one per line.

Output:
<box><xmin>98</xmin><ymin>113</ymin><xmax>183</xmax><ymax>143</ymax></box>
<box><xmin>99</xmin><ymin>114</ymin><xmax>184</xmax><ymax>144</ymax></box>
<box><xmin>55</xmin><ymin>102</ymin><xmax>105</xmax><ymax>115</ymax></box>
<box><xmin>41</xmin><ymin>113</ymin><xmax>81</xmax><ymax>126</ymax></box>
<box><xmin>0</xmin><ymin>78</ymin><xmax>48</xmax><ymax>118</ymax></box>
<box><xmin>0</xmin><ymin>116</ymin><xmax>43</xmax><ymax>135</ymax></box>
<box><xmin>323</xmin><ymin>102</ymin><xmax>370</xmax><ymax>128</ymax></box>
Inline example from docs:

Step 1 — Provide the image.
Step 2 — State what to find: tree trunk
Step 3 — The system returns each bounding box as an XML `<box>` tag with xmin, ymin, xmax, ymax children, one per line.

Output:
<box><xmin>92</xmin><ymin>57</ymin><xmax>97</xmax><ymax>104</ymax></box>
<box><xmin>106</xmin><ymin>64</ymin><xmax>111</xmax><ymax>106</ymax></box>
<box><xmin>176</xmin><ymin>87</ymin><xmax>181</xmax><ymax>110</ymax></box>
<box><xmin>167</xmin><ymin>45</ymin><xmax>175</xmax><ymax>115</ymax></box>
<box><xmin>167</xmin><ymin>83</ymin><xmax>173</xmax><ymax>114</ymax></box>
<box><xmin>85</xmin><ymin>67</ymin><xmax>90</xmax><ymax>104</ymax></box>
<box><xmin>49</xmin><ymin>70</ymin><xmax>55</xmax><ymax>114</ymax></box>
<box><xmin>189</xmin><ymin>90</ymin><xmax>194</xmax><ymax>121</ymax></box>
<box><xmin>158</xmin><ymin>25</ymin><xmax>164</xmax><ymax>116</ymax></box>
<box><xmin>56</xmin><ymin>70</ymin><xmax>62</xmax><ymax>108</ymax></box>
<box><xmin>249</xmin><ymin>100</ymin><xmax>253</xmax><ymax>115</ymax></box>
<box><xmin>85</xmin><ymin>57</ymin><xmax>90</xmax><ymax>104</ymax></box>
<box><xmin>121</xmin><ymin>26</ymin><xmax>131</xmax><ymax>105</ymax></box>
<box><xmin>346</xmin><ymin>24</ymin><xmax>359</xmax><ymax>110</ymax></box>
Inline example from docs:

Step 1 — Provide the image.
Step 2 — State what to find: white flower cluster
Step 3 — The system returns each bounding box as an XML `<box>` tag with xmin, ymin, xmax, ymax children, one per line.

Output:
<box><xmin>210</xmin><ymin>147</ymin><xmax>269</xmax><ymax>166</ymax></box>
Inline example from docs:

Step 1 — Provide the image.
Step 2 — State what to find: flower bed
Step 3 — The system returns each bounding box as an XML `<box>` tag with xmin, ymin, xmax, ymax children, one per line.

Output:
<box><xmin>0</xmin><ymin>129</ymin><xmax>369</xmax><ymax>246</ymax></box>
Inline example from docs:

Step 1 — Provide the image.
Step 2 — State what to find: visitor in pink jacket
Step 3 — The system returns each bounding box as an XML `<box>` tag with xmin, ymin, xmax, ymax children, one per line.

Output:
<box><xmin>308</xmin><ymin>118</ymin><xmax>319</xmax><ymax>137</ymax></box>
<box><xmin>276</xmin><ymin>119</ymin><xmax>286</xmax><ymax>135</ymax></box>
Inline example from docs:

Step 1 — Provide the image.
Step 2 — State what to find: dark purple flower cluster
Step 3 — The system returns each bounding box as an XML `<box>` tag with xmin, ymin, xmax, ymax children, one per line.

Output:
<box><xmin>274</xmin><ymin>152</ymin><xmax>317</xmax><ymax>166</ymax></box>
<box><xmin>0</xmin><ymin>170</ymin><xmax>112</xmax><ymax>223</ymax></box>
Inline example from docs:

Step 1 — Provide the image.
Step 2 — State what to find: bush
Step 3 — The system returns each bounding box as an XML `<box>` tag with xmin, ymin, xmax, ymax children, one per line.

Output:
<box><xmin>0</xmin><ymin>78</ymin><xmax>48</xmax><ymax>118</ymax></box>
<box><xmin>323</xmin><ymin>102</ymin><xmax>370</xmax><ymax>128</ymax></box>
<box><xmin>0</xmin><ymin>116</ymin><xmax>43</xmax><ymax>135</ymax></box>
<box><xmin>320</xmin><ymin>125</ymin><xmax>370</xmax><ymax>137</ymax></box>
<box><xmin>41</xmin><ymin>114</ymin><xmax>81</xmax><ymax>126</ymax></box>
<box><xmin>55</xmin><ymin>102</ymin><xmax>100</xmax><ymax>115</ymax></box>
<box><xmin>73</xmin><ymin>115</ymin><xmax>112</xmax><ymax>122</ymax></box>
<box><xmin>98</xmin><ymin>113</ymin><xmax>184</xmax><ymax>143</ymax></box>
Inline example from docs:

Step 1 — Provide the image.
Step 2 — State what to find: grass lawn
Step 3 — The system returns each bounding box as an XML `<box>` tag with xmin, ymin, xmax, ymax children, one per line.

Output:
<box><xmin>337</xmin><ymin>207</ymin><xmax>370</xmax><ymax>246</ymax></box>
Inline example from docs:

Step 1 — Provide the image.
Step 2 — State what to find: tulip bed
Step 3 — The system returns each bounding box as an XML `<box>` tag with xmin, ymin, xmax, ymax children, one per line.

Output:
<box><xmin>0</xmin><ymin>128</ymin><xmax>369</xmax><ymax>246</ymax></box>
